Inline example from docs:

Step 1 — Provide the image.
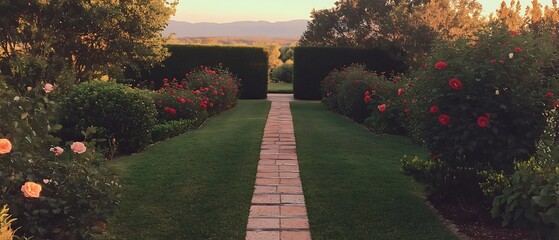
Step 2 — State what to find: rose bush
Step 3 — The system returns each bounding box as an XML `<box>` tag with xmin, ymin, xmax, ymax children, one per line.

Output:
<box><xmin>321</xmin><ymin>64</ymin><xmax>409</xmax><ymax>133</ymax></box>
<box><xmin>0</xmin><ymin>79</ymin><xmax>120</xmax><ymax>239</ymax></box>
<box><xmin>402</xmin><ymin>24</ymin><xmax>558</xmax><ymax>204</ymax></box>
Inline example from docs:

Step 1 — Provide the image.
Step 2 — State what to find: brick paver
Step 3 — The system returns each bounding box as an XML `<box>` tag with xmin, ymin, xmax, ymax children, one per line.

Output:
<box><xmin>246</xmin><ymin>94</ymin><xmax>311</xmax><ymax>240</ymax></box>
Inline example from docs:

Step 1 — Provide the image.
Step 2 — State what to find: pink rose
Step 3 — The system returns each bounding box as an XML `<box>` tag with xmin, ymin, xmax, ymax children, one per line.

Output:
<box><xmin>71</xmin><ymin>142</ymin><xmax>87</xmax><ymax>154</ymax></box>
<box><xmin>50</xmin><ymin>146</ymin><xmax>64</xmax><ymax>156</ymax></box>
<box><xmin>43</xmin><ymin>83</ymin><xmax>54</xmax><ymax>93</ymax></box>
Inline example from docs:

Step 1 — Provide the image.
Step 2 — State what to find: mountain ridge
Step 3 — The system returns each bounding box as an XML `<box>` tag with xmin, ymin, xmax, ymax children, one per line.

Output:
<box><xmin>163</xmin><ymin>19</ymin><xmax>309</xmax><ymax>38</ymax></box>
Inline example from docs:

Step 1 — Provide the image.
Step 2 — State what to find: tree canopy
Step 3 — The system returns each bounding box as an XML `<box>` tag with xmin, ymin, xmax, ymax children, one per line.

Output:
<box><xmin>0</xmin><ymin>0</ymin><xmax>177</xmax><ymax>88</ymax></box>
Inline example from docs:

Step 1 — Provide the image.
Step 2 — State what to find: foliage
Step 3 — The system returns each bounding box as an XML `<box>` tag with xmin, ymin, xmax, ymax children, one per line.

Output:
<box><xmin>0</xmin><ymin>80</ymin><xmax>120</xmax><ymax>239</ymax></box>
<box><xmin>491</xmin><ymin>109</ymin><xmax>559</xmax><ymax>239</ymax></box>
<box><xmin>298</xmin><ymin>0</ymin><xmax>485</xmax><ymax>67</ymax></box>
<box><xmin>271</xmin><ymin>63</ymin><xmax>293</xmax><ymax>83</ymax></box>
<box><xmin>293</xmin><ymin>47</ymin><xmax>405</xmax><ymax>100</ymax></box>
<box><xmin>182</xmin><ymin>66</ymin><xmax>240</xmax><ymax>116</ymax></box>
<box><xmin>1</xmin><ymin>205</ymin><xmax>16</xmax><ymax>240</ymax></box>
<box><xmin>321</xmin><ymin>64</ymin><xmax>409</xmax><ymax>131</ymax></box>
<box><xmin>404</xmin><ymin>24</ymin><xmax>557</xmax><ymax>204</ymax></box>
<box><xmin>151</xmin><ymin>119</ymin><xmax>201</xmax><ymax>142</ymax></box>
<box><xmin>279</xmin><ymin>47</ymin><xmax>294</xmax><ymax>63</ymax></box>
<box><xmin>133</xmin><ymin>45</ymin><xmax>268</xmax><ymax>99</ymax></box>
<box><xmin>59</xmin><ymin>81</ymin><xmax>157</xmax><ymax>154</ymax></box>
<box><xmin>0</xmin><ymin>0</ymin><xmax>177</xmax><ymax>83</ymax></box>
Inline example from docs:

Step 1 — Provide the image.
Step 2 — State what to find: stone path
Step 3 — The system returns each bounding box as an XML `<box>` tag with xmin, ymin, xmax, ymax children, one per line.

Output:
<box><xmin>245</xmin><ymin>94</ymin><xmax>311</xmax><ymax>240</ymax></box>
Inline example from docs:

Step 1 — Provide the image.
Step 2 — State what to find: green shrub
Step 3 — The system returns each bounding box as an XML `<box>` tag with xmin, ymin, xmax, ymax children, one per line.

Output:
<box><xmin>293</xmin><ymin>47</ymin><xmax>406</xmax><ymax>100</ymax></box>
<box><xmin>491</xmin><ymin>109</ymin><xmax>559</xmax><ymax>239</ymax></box>
<box><xmin>271</xmin><ymin>64</ymin><xmax>293</xmax><ymax>83</ymax></box>
<box><xmin>151</xmin><ymin>119</ymin><xmax>202</xmax><ymax>142</ymax></box>
<box><xmin>59</xmin><ymin>81</ymin><xmax>157</xmax><ymax>153</ymax></box>
<box><xmin>0</xmin><ymin>80</ymin><xmax>120</xmax><ymax>239</ymax></box>
<box><xmin>403</xmin><ymin>24</ymin><xmax>558</xmax><ymax>203</ymax></box>
<box><xmin>132</xmin><ymin>45</ymin><xmax>268</xmax><ymax>99</ymax></box>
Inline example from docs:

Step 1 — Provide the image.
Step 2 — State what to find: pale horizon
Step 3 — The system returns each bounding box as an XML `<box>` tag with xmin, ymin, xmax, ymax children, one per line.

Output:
<box><xmin>172</xmin><ymin>0</ymin><xmax>555</xmax><ymax>24</ymax></box>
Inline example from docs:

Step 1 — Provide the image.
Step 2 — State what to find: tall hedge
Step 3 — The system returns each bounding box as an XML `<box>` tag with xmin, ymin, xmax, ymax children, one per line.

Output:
<box><xmin>293</xmin><ymin>47</ymin><xmax>406</xmax><ymax>100</ymax></box>
<box><xmin>134</xmin><ymin>45</ymin><xmax>268</xmax><ymax>99</ymax></box>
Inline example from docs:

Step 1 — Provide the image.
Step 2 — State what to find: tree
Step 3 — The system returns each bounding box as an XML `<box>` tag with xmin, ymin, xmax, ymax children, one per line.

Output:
<box><xmin>298</xmin><ymin>0</ymin><xmax>484</xmax><ymax>67</ymax></box>
<box><xmin>0</xmin><ymin>0</ymin><xmax>177</xmax><ymax>87</ymax></box>
<box><xmin>413</xmin><ymin>0</ymin><xmax>485</xmax><ymax>41</ymax></box>
<box><xmin>493</xmin><ymin>0</ymin><xmax>525</xmax><ymax>31</ymax></box>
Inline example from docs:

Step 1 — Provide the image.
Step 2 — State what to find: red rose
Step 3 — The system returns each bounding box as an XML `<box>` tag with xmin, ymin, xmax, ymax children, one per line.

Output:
<box><xmin>510</xmin><ymin>30</ymin><xmax>520</xmax><ymax>36</ymax></box>
<box><xmin>546</xmin><ymin>92</ymin><xmax>554</xmax><ymax>99</ymax></box>
<box><xmin>438</xmin><ymin>114</ymin><xmax>451</xmax><ymax>126</ymax></box>
<box><xmin>168</xmin><ymin>108</ymin><xmax>176</xmax><ymax>115</ymax></box>
<box><xmin>378</xmin><ymin>104</ymin><xmax>387</xmax><ymax>112</ymax></box>
<box><xmin>404</xmin><ymin>108</ymin><xmax>410</xmax><ymax>113</ymax></box>
<box><xmin>449</xmin><ymin>78</ymin><xmax>463</xmax><ymax>91</ymax></box>
<box><xmin>398</xmin><ymin>88</ymin><xmax>404</xmax><ymax>96</ymax></box>
<box><xmin>514</xmin><ymin>47</ymin><xmax>522</xmax><ymax>53</ymax></box>
<box><xmin>179</xmin><ymin>98</ymin><xmax>186</xmax><ymax>104</ymax></box>
<box><xmin>553</xmin><ymin>101</ymin><xmax>559</xmax><ymax>108</ymax></box>
<box><xmin>477</xmin><ymin>116</ymin><xmax>490</xmax><ymax>128</ymax></box>
<box><xmin>430</xmin><ymin>105</ymin><xmax>439</xmax><ymax>113</ymax></box>
<box><xmin>163</xmin><ymin>83</ymin><xmax>170</xmax><ymax>88</ymax></box>
<box><xmin>364</xmin><ymin>95</ymin><xmax>371</xmax><ymax>103</ymax></box>
<box><xmin>434</xmin><ymin>61</ymin><xmax>448</xmax><ymax>70</ymax></box>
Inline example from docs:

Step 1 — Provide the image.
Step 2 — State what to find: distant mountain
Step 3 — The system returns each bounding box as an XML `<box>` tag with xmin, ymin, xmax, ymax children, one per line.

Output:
<box><xmin>163</xmin><ymin>20</ymin><xmax>309</xmax><ymax>38</ymax></box>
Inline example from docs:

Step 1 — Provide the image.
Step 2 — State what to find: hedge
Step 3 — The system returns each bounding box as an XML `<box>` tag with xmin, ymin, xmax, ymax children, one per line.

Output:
<box><xmin>293</xmin><ymin>47</ymin><xmax>406</xmax><ymax>100</ymax></box>
<box><xmin>133</xmin><ymin>45</ymin><xmax>268</xmax><ymax>99</ymax></box>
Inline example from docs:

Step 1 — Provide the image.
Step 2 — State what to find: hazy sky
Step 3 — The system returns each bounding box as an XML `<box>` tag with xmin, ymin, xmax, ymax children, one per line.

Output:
<box><xmin>171</xmin><ymin>0</ymin><xmax>556</xmax><ymax>23</ymax></box>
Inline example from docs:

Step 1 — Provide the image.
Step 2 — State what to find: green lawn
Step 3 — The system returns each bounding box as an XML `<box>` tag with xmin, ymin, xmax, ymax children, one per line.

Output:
<box><xmin>291</xmin><ymin>102</ymin><xmax>458</xmax><ymax>240</ymax></box>
<box><xmin>101</xmin><ymin>100</ymin><xmax>270</xmax><ymax>240</ymax></box>
<box><xmin>267</xmin><ymin>82</ymin><xmax>293</xmax><ymax>93</ymax></box>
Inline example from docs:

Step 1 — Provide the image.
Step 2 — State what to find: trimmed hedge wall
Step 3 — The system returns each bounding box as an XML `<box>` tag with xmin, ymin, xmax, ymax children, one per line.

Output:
<box><xmin>293</xmin><ymin>47</ymin><xmax>406</xmax><ymax>100</ymax></box>
<box><xmin>136</xmin><ymin>45</ymin><xmax>268</xmax><ymax>99</ymax></box>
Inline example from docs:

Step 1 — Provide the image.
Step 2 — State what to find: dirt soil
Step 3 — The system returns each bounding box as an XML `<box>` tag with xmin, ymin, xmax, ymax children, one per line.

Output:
<box><xmin>433</xmin><ymin>202</ymin><xmax>530</xmax><ymax>240</ymax></box>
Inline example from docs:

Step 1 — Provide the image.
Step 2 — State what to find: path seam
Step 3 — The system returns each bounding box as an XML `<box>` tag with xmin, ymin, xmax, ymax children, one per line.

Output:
<box><xmin>245</xmin><ymin>95</ymin><xmax>311</xmax><ymax>240</ymax></box>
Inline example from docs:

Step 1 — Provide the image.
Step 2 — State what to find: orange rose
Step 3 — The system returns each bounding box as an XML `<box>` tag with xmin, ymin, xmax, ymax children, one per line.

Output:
<box><xmin>0</xmin><ymin>138</ymin><xmax>12</xmax><ymax>154</ymax></box>
<box><xmin>71</xmin><ymin>142</ymin><xmax>87</xmax><ymax>154</ymax></box>
<box><xmin>21</xmin><ymin>182</ymin><xmax>42</xmax><ymax>198</ymax></box>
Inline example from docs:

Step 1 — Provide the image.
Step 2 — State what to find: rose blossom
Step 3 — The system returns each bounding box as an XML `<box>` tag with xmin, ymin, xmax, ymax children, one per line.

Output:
<box><xmin>43</xmin><ymin>83</ymin><xmax>54</xmax><ymax>93</ymax></box>
<box><xmin>364</xmin><ymin>95</ymin><xmax>371</xmax><ymax>103</ymax></box>
<box><xmin>0</xmin><ymin>139</ymin><xmax>12</xmax><ymax>154</ymax></box>
<box><xmin>50</xmin><ymin>146</ymin><xmax>64</xmax><ymax>156</ymax></box>
<box><xmin>430</xmin><ymin>105</ymin><xmax>439</xmax><ymax>114</ymax></box>
<box><xmin>398</xmin><ymin>88</ymin><xmax>404</xmax><ymax>96</ymax></box>
<box><xmin>438</xmin><ymin>114</ymin><xmax>451</xmax><ymax>126</ymax></box>
<box><xmin>21</xmin><ymin>182</ymin><xmax>42</xmax><ymax>198</ymax></box>
<box><xmin>449</xmin><ymin>78</ymin><xmax>463</xmax><ymax>91</ymax></box>
<box><xmin>378</xmin><ymin>104</ymin><xmax>387</xmax><ymax>112</ymax></box>
<box><xmin>434</xmin><ymin>61</ymin><xmax>448</xmax><ymax>70</ymax></box>
<box><xmin>71</xmin><ymin>142</ymin><xmax>87</xmax><ymax>154</ymax></box>
<box><xmin>477</xmin><ymin>116</ymin><xmax>490</xmax><ymax>128</ymax></box>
